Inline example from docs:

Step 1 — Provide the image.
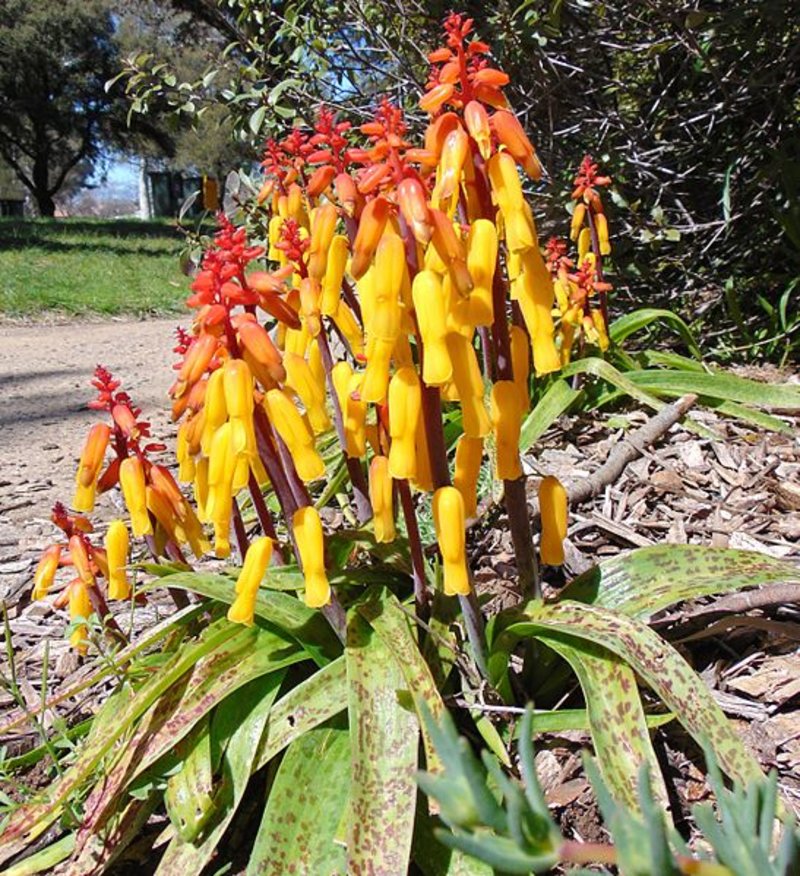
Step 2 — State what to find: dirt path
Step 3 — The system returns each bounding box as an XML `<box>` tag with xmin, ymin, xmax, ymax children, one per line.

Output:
<box><xmin>0</xmin><ymin>318</ymin><xmax>180</xmax><ymax>521</ymax></box>
<box><xmin>0</xmin><ymin>318</ymin><xmax>182</xmax><ymax>613</ymax></box>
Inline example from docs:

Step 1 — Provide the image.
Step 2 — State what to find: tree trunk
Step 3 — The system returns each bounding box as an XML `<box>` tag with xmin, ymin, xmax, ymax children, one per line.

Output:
<box><xmin>32</xmin><ymin>156</ymin><xmax>55</xmax><ymax>217</ymax></box>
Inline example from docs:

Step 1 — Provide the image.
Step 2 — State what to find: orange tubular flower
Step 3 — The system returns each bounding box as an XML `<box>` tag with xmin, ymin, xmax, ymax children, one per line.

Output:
<box><xmin>293</xmin><ymin>506</ymin><xmax>330</xmax><ymax>608</ymax></box>
<box><xmin>491</xmin><ymin>110</ymin><xmax>543</xmax><ymax>180</ymax></box>
<box><xmin>435</xmin><ymin>126</ymin><xmax>469</xmax><ymax>210</ymax></box>
<box><xmin>464</xmin><ymin>100</ymin><xmax>491</xmax><ymax>160</ymax></box>
<box><xmin>387</xmin><ymin>366</ymin><xmax>422</xmax><ymax>480</ymax></box>
<box><xmin>69</xmin><ymin>535</ymin><xmax>94</xmax><ymax>587</ymax></box>
<box><xmin>490</xmin><ymin>381</ymin><xmax>523</xmax><ymax>480</ymax></box>
<box><xmin>350</xmin><ymin>196</ymin><xmax>390</xmax><ymax>279</ymax></box>
<box><xmin>33</xmin><ymin>545</ymin><xmax>61</xmax><ymax>600</ymax></box>
<box><xmin>119</xmin><ymin>457</ymin><xmax>153</xmax><ymax>537</ymax></box>
<box><xmin>73</xmin><ymin>423</ymin><xmax>111</xmax><ymax>512</ymax></box>
<box><xmin>539</xmin><ymin>475</ymin><xmax>568</xmax><ymax>565</ymax></box>
<box><xmin>174</xmin><ymin>333</ymin><xmax>218</xmax><ymax>398</ymax></box>
<box><xmin>369</xmin><ymin>456</ymin><xmax>395</xmax><ymax>543</ymax></box>
<box><xmin>397</xmin><ymin>177</ymin><xmax>433</xmax><ymax>246</ymax></box>
<box><xmin>264</xmin><ymin>389</ymin><xmax>325</xmax><ymax>482</ymax></box>
<box><xmin>432</xmin><ymin>486</ymin><xmax>470</xmax><ymax>595</ymax></box>
<box><xmin>234</xmin><ymin>317</ymin><xmax>286</xmax><ymax>384</ymax></box>
<box><xmin>105</xmin><ymin>520</ymin><xmax>130</xmax><ymax>600</ymax></box>
<box><xmin>227</xmin><ymin>537</ymin><xmax>273</xmax><ymax>626</ymax></box>
<box><xmin>453</xmin><ymin>436</ymin><xmax>483</xmax><ymax>519</ymax></box>
<box><xmin>429</xmin><ymin>209</ymin><xmax>473</xmax><ymax>297</ymax></box>
<box><xmin>412</xmin><ymin>270</ymin><xmax>452</xmax><ymax>386</ymax></box>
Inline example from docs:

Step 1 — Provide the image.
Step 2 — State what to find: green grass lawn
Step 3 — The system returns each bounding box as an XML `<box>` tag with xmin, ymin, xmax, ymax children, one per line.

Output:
<box><xmin>0</xmin><ymin>218</ymin><xmax>192</xmax><ymax>317</ymax></box>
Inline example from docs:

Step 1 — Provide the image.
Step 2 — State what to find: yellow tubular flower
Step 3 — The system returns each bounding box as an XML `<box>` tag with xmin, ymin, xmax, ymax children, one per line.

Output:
<box><xmin>412</xmin><ymin>270</ymin><xmax>452</xmax><ymax>386</ymax></box>
<box><xmin>331</xmin><ymin>301</ymin><xmax>365</xmax><ymax>361</ymax></box>
<box><xmin>268</xmin><ymin>214</ymin><xmax>284</xmax><ymax>260</ymax></box>
<box><xmin>287</xmin><ymin>183</ymin><xmax>307</xmax><ymax>227</ymax></box>
<box><xmin>308</xmin><ymin>203</ymin><xmax>338</xmax><ymax>281</ymax></box>
<box><xmin>206</xmin><ymin>421</ymin><xmax>235</xmax><ymax>519</ymax></box>
<box><xmin>465</xmin><ymin>219</ymin><xmax>497</xmax><ymax>326</ymax></box>
<box><xmin>105</xmin><ymin>520</ymin><xmax>130</xmax><ymax>600</ymax></box>
<box><xmin>176</xmin><ymin>420</ymin><xmax>196</xmax><ymax>483</ymax></box>
<box><xmin>453</xmin><ymin>436</ymin><xmax>483</xmax><ymax>519</ymax></box>
<box><xmin>570</xmin><ymin>203</ymin><xmax>586</xmax><ymax>241</ymax></box>
<box><xmin>293</xmin><ymin>506</ymin><xmax>330</xmax><ymax>608</ymax></box>
<box><xmin>509</xmin><ymin>325</ymin><xmax>530</xmax><ymax>412</ymax></box>
<box><xmin>69</xmin><ymin>580</ymin><xmax>93</xmax><ymax>655</ymax></box>
<box><xmin>227</xmin><ymin>536</ymin><xmax>273</xmax><ymax>626</ymax></box>
<box><xmin>515</xmin><ymin>250</ymin><xmax>561</xmax><ymax>376</ymax></box>
<box><xmin>264</xmin><ymin>389</ymin><xmax>325</xmax><ymax>482</ymax></box>
<box><xmin>412</xmin><ymin>415</ymin><xmax>434</xmax><ymax>493</ymax></box>
<box><xmin>591</xmin><ymin>310</ymin><xmax>610</xmax><ymax>351</ymax></box>
<box><xmin>223</xmin><ymin>359</ymin><xmax>254</xmax><ymax>421</ymax></box>
<box><xmin>73</xmin><ymin>423</ymin><xmax>111</xmax><ymax>512</ymax></box>
<box><xmin>445</xmin><ymin>333</ymin><xmax>490</xmax><ymax>438</ymax></box>
<box><xmin>504</xmin><ymin>206</ymin><xmax>537</xmax><ymax>254</ymax></box>
<box><xmin>194</xmin><ymin>456</ymin><xmax>210</xmax><ymax>522</ymax></box>
<box><xmin>491</xmin><ymin>381</ymin><xmax>524</xmax><ymax>481</ymax></box>
<box><xmin>432</xmin><ymin>487</ymin><xmax>470</xmax><ymax>595</ymax></box>
<box><xmin>119</xmin><ymin>457</ymin><xmax>153</xmax><ymax>537</ymax></box>
<box><xmin>299</xmin><ymin>276</ymin><xmax>322</xmax><ymax>338</ymax></box>
<box><xmin>595</xmin><ymin>213</ymin><xmax>611</xmax><ymax>255</ymax></box>
<box><xmin>578</xmin><ymin>227</ymin><xmax>591</xmax><ymax>262</ymax></box>
<box><xmin>320</xmin><ymin>234</ymin><xmax>349</xmax><ymax>315</ymax></box>
<box><xmin>332</xmin><ymin>362</ymin><xmax>367</xmax><ymax>458</ymax></box>
<box><xmin>33</xmin><ymin>545</ymin><xmax>61</xmax><ymax>600</ymax></box>
<box><xmin>369</xmin><ymin>456</ymin><xmax>395</xmax><ymax>543</ymax></box>
<box><xmin>539</xmin><ymin>475</ymin><xmax>568</xmax><ymax>565</ymax></box>
<box><xmin>487</xmin><ymin>151</ymin><xmax>525</xmax><ymax>213</ymax></box>
<box><xmin>201</xmin><ymin>367</ymin><xmax>228</xmax><ymax>456</ymax></box>
<box><xmin>284</xmin><ymin>352</ymin><xmax>331</xmax><ymax>435</ymax></box>
<box><xmin>387</xmin><ymin>366</ymin><xmax>422</xmax><ymax>480</ymax></box>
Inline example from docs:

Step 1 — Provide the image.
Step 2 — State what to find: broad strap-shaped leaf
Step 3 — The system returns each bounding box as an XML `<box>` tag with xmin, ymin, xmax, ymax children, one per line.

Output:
<box><xmin>164</xmin><ymin>715</ymin><xmax>215</xmax><ymax>842</ymax></box>
<box><xmin>609</xmin><ymin>308</ymin><xmax>702</xmax><ymax>359</ymax></box>
<box><xmin>79</xmin><ymin>624</ymin><xmax>300</xmax><ymax>840</ymax></box>
<box><xmin>502</xmin><ymin>601</ymin><xmax>763</xmax><ymax>787</ymax></box>
<box><xmin>1</xmin><ymin>834</ymin><xmax>74</xmax><ymax>876</ymax></box>
<box><xmin>0</xmin><ymin>620</ymin><xmax>242</xmax><ymax>865</ymax></box>
<box><xmin>520</xmin><ymin>378</ymin><xmax>580</xmax><ymax>452</ymax></box>
<box><xmin>66</xmin><ymin>784</ymin><xmax>163</xmax><ymax>875</ymax></box>
<box><xmin>346</xmin><ymin>611</ymin><xmax>419</xmax><ymax>875</ymax></box>
<box><xmin>359</xmin><ymin>593</ymin><xmax>446</xmax><ymax>773</ymax></box>
<box><xmin>155</xmin><ymin>673</ymin><xmax>283</xmax><ymax>875</ymax></box>
<box><xmin>160</xmin><ymin>571</ymin><xmax>341</xmax><ymax>665</ymax></box>
<box><xmin>246</xmin><ymin>723</ymin><xmax>350</xmax><ymax>875</ymax></box>
<box><xmin>560</xmin><ymin>545</ymin><xmax>800</xmax><ymax>621</ymax></box>
<box><xmin>530</xmin><ymin>632</ymin><xmax>668</xmax><ymax>811</ymax></box>
<box><xmin>252</xmin><ymin>657</ymin><xmax>348</xmax><ymax>774</ymax></box>
<box><xmin>623</xmin><ymin>368</ymin><xmax>800</xmax><ymax>410</ymax></box>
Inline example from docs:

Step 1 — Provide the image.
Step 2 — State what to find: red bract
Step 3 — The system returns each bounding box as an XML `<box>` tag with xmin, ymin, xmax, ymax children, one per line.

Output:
<box><xmin>572</xmin><ymin>155</ymin><xmax>612</xmax><ymax>207</ymax></box>
<box><xmin>421</xmin><ymin>12</ymin><xmax>510</xmax><ymax>113</ymax></box>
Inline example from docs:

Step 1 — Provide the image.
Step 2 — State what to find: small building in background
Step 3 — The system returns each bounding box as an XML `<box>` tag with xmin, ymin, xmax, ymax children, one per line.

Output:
<box><xmin>138</xmin><ymin>158</ymin><xmax>219</xmax><ymax>219</ymax></box>
<box><xmin>0</xmin><ymin>159</ymin><xmax>27</xmax><ymax>216</ymax></box>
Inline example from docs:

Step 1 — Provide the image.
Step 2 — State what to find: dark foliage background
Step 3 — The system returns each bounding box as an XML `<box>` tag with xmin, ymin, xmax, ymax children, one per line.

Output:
<box><xmin>119</xmin><ymin>0</ymin><xmax>800</xmax><ymax>361</ymax></box>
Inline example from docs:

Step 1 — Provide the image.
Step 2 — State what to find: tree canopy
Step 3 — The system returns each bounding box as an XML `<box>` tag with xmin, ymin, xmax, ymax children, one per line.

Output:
<box><xmin>0</xmin><ymin>0</ymin><xmax>123</xmax><ymax>215</ymax></box>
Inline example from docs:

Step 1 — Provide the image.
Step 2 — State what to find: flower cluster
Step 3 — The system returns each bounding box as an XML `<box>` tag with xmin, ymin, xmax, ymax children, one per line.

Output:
<box><xmin>33</xmin><ymin>12</ymin><xmax>584</xmax><ymax>648</ymax></box>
